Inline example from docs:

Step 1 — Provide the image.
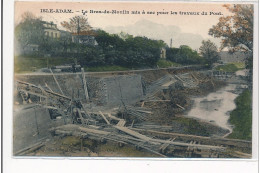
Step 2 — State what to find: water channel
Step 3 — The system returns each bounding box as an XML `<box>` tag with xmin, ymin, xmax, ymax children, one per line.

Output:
<box><xmin>185</xmin><ymin>70</ymin><xmax>248</xmax><ymax>136</ymax></box>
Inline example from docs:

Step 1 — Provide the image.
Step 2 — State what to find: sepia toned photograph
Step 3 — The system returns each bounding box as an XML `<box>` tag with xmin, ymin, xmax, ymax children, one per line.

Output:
<box><xmin>13</xmin><ymin>1</ymin><xmax>254</xmax><ymax>158</ymax></box>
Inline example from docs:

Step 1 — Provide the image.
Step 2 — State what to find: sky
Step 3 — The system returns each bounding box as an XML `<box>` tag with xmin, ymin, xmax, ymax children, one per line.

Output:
<box><xmin>14</xmin><ymin>1</ymin><xmax>233</xmax><ymax>49</ymax></box>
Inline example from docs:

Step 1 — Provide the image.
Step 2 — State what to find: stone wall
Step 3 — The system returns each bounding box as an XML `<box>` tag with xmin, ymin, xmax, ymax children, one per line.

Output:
<box><xmin>13</xmin><ymin>107</ymin><xmax>56</xmax><ymax>154</ymax></box>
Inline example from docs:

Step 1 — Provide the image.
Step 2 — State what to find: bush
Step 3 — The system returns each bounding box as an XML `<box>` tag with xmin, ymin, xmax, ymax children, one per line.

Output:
<box><xmin>166</xmin><ymin>46</ymin><xmax>204</xmax><ymax>65</ymax></box>
<box><xmin>215</xmin><ymin>63</ymin><xmax>239</xmax><ymax>72</ymax></box>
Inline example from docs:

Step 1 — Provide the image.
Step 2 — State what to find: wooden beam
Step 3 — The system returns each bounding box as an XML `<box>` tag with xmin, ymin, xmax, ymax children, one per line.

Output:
<box><xmin>176</xmin><ymin>104</ymin><xmax>185</xmax><ymax>110</ymax></box>
<box><xmin>159</xmin><ymin>138</ymin><xmax>176</xmax><ymax>152</ymax></box>
<box><xmin>79</xmin><ymin>126</ymin><xmax>110</xmax><ymax>135</ymax></box>
<box><xmin>114</xmin><ymin>126</ymin><xmax>157</xmax><ymax>144</ymax></box>
<box><xmin>107</xmin><ymin>113</ymin><xmax>121</xmax><ymax>121</ymax></box>
<box><xmin>49</xmin><ymin>68</ymin><xmax>64</xmax><ymax>95</ymax></box>
<box><xmin>45</xmin><ymin>82</ymin><xmax>54</xmax><ymax>92</ymax></box>
<box><xmin>99</xmin><ymin>111</ymin><xmax>110</xmax><ymax>125</ymax></box>
<box><xmin>18</xmin><ymin>89</ymin><xmax>47</xmax><ymax>98</ymax></box>
<box><xmin>144</xmin><ymin>100</ymin><xmax>171</xmax><ymax>102</ymax></box>
<box><xmin>77</xmin><ymin>108</ymin><xmax>87</xmax><ymax>125</ymax></box>
<box><xmin>14</xmin><ymin>141</ymin><xmax>45</xmax><ymax>156</ymax></box>
<box><xmin>81</xmin><ymin>68</ymin><xmax>90</xmax><ymax>102</ymax></box>
<box><xmin>116</xmin><ymin>119</ymin><xmax>126</xmax><ymax>127</ymax></box>
<box><xmin>16</xmin><ymin>80</ymin><xmax>71</xmax><ymax>100</ymax></box>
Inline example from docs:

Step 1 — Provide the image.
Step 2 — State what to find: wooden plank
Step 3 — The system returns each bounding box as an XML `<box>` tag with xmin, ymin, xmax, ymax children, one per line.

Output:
<box><xmin>176</xmin><ymin>104</ymin><xmax>185</xmax><ymax>110</ymax></box>
<box><xmin>18</xmin><ymin>89</ymin><xmax>47</xmax><ymax>99</ymax></box>
<box><xmin>49</xmin><ymin>68</ymin><xmax>64</xmax><ymax>95</ymax></box>
<box><xmin>19</xmin><ymin>90</ymin><xmax>27</xmax><ymax>104</ymax></box>
<box><xmin>144</xmin><ymin>100</ymin><xmax>171</xmax><ymax>102</ymax></box>
<box><xmin>131</xmin><ymin>127</ymin><xmax>251</xmax><ymax>147</ymax></box>
<box><xmin>174</xmin><ymin>75</ymin><xmax>185</xmax><ymax>83</ymax></box>
<box><xmin>117</xmin><ymin>119</ymin><xmax>126</xmax><ymax>127</ymax></box>
<box><xmin>99</xmin><ymin>111</ymin><xmax>110</xmax><ymax>125</ymax></box>
<box><xmin>191</xmin><ymin>73</ymin><xmax>199</xmax><ymax>83</ymax></box>
<box><xmin>81</xmin><ymin>68</ymin><xmax>89</xmax><ymax>102</ymax></box>
<box><xmin>151</xmin><ymin>138</ymin><xmax>225</xmax><ymax>151</ymax></box>
<box><xmin>15</xmin><ymin>142</ymin><xmax>45</xmax><ymax>156</ymax></box>
<box><xmin>107</xmin><ymin>113</ymin><xmax>121</xmax><ymax>121</ymax></box>
<box><xmin>162</xmin><ymin>80</ymin><xmax>175</xmax><ymax>87</ymax></box>
<box><xmin>159</xmin><ymin>138</ymin><xmax>176</xmax><ymax>151</ymax></box>
<box><xmin>77</xmin><ymin>108</ymin><xmax>87</xmax><ymax>124</ymax></box>
<box><xmin>45</xmin><ymin>82</ymin><xmax>54</xmax><ymax>92</ymax></box>
<box><xmin>135</xmin><ymin>110</ymin><xmax>152</xmax><ymax>114</ymax></box>
<box><xmin>79</xmin><ymin>126</ymin><xmax>110</xmax><ymax>135</ymax></box>
<box><xmin>131</xmin><ymin>120</ymin><xmax>135</xmax><ymax>128</ymax></box>
<box><xmin>16</xmin><ymin>80</ymin><xmax>71</xmax><ymax>100</ymax></box>
<box><xmin>114</xmin><ymin>126</ymin><xmax>154</xmax><ymax>143</ymax></box>
<box><xmin>232</xmin><ymin>151</ymin><xmax>252</xmax><ymax>158</ymax></box>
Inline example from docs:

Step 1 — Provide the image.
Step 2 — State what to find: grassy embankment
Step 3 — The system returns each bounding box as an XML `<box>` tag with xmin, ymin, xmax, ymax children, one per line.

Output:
<box><xmin>84</xmin><ymin>66</ymin><xmax>130</xmax><ymax>72</ymax></box>
<box><xmin>156</xmin><ymin>59</ymin><xmax>181</xmax><ymax>68</ymax></box>
<box><xmin>215</xmin><ymin>62</ymin><xmax>245</xmax><ymax>72</ymax></box>
<box><xmin>228</xmin><ymin>89</ymin><xmax>252</xmax><ymax>140</ymax></box>
<box><xmin>14</xmin><ymin>56</ymin><xmax>74</xmax><ymax>73</ymax></box>
<box><xmin>15</xmin><ymin>56</ymin><xmax>182</xmax><ymax>73</ymax></box>
<box><xmin>14</xmin><ymin>56</ymin><xmax>131</xmax><ymax>73</ymax></box>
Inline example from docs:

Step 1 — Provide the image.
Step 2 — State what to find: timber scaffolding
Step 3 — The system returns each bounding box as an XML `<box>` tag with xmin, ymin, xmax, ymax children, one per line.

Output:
<box><xmin>15</xmin><ymin>70</ymin><xmax>251</xmax><ymax>158</ymax></box>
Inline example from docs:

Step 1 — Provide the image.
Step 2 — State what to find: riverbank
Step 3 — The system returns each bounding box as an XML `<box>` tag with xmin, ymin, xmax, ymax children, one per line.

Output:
<box><xmin>227</xmin><ymin>89</ymin><xmax>252</xmax><ymax>140</ymax></box>
<box><xmin>140</xmin><ymin>73</ymin><xmax>228</xmax><ymax>137</ymax></box>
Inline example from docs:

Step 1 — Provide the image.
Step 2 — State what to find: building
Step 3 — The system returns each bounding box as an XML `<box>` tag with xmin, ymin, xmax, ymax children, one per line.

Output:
<box><xmin>160</xmin><ymin>48</ymin><xmax>166</xmax><ymax>59</ymax></box>
<box><xmin>219</xmin><ymin>51</ymin><xmax>249</xmax><ymax>63</ymax></box>
<box><xmin>42</xmin><ymin>21</ymin><xmax>61</xmax><ymax>39</ymax></box>
<box><xmin>71</xmin><ymin>30</ymin><xmax>98</xmax><ymax>46</ymax></box>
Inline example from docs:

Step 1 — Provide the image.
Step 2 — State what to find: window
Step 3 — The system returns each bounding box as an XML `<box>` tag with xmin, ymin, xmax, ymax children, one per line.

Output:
<box><xmin>55</xmin><ymin>33</ymin><xmax>58</xmax><ymax>38</ymax></box>
<box><xmin>51</xmin><ymin>32</ymin><xmax>53</xmax><ymax>38</ymax></box>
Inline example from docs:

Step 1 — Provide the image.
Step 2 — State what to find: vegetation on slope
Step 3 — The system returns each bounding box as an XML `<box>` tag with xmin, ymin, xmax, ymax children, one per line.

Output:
<box><xmin>228</xmin><ymin>89</ymin><xmax>252</xmax><ymax>140</ymax></box>
<box><xmin>156</xmin><ymin>59</ymin><xmax>180</xmax><ymax>68</ymax></box>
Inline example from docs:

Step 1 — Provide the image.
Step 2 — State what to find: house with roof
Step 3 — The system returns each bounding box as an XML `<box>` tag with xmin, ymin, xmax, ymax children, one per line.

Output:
<box><xmin>42</xmin><ymin>21</ymin><xmax>61</xmax><ymax>39</ymax></box>
<box><xmin>71</xmin><ymin>30</ymin><xmax>98</xmax><ymax>46</ymax></box>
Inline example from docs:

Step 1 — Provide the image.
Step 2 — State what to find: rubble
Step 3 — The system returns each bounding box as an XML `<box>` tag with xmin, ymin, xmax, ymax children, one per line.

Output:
<box><xmin>13</xmin><ymin>68</ymin><xmax>252</xmax><ymax>158</ymax></box>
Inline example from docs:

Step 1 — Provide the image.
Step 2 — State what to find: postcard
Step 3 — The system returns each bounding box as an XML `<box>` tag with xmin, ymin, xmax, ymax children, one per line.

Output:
<box><xmin>12</xmin><ymin>1</ymin><xmax>256</xmax><ymax>160</ymax></box>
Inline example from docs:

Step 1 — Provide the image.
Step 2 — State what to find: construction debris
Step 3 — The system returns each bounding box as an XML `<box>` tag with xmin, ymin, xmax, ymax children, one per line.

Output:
<box><xmin>14</xmin><ymin>69</ymin><xmax>251</xmax><ymax>158</ymax></box>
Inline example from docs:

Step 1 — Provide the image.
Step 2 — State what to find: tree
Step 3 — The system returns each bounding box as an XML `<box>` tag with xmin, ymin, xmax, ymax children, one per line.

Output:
<box><xmin>209</xmin><ymin>4</ymin><xmax>253</xmax><ymax>52</ymax></box>
<box><xmin>209</xmin><ymin>4</ymin><xmax>253</xmax><ymax>72</ymax></box>
<box><xmin>166</xmin><ymin>46</ymin><xmax>203</xmax><ymax>65</ymax></box>
<box><xmin>15</xmin><ymin>12</ymin><xmax>45</xmax><ymax>51</ymax></box>
<box><xmin>61</xmin><ymin>15</ymin><xmax>92</xmax><ymax>34</ymax></box>
<box><xmin>199</xmin><ymin>40</ymin><xmax>220</xmax><ymax>67</ymax></box>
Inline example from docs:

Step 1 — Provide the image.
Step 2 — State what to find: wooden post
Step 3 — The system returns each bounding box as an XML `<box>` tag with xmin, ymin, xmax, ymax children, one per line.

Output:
<box><xmin>49</xmin><ymin>68</ymin><xmax>64</xmax><ymax>95</ymax></box>
<box><xmin>81</xmin><ymin>68</ymin><xmax>89</xmax><ymax>102</ymax></box>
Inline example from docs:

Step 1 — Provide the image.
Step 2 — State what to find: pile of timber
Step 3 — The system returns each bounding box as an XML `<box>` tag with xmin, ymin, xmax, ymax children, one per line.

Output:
<box><xmin>121</xmin><ymin>106</ymin><xmax>152</xmax><ymax>121</ymax></box>
<box><xmin>51</xmin><ymin>122</ymin><xmax>226</xmax><ymax>158</ymax></box>
<box><xmin>174</xmin><ymin>73</ymin><xmax>198</xmax><ymax>88</ymax></box>
<box><xmin>16</xmin><ymin>80</ymin><xmax>71</xmax><ymax>107</ymax></box>
<box><xmin>49</xmin><ymin>109</ymin><xmax>227</xmax><ymax>158</ymax></box>
<box><xmin>144</xmin><ymin>75</ymin><xmax>175</xmax><ymax>100</ymax></box>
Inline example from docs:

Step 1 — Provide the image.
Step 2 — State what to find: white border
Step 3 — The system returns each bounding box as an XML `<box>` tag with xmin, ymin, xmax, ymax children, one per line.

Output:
<box><xmin>3</xmin><ymin>0</ymin><xmax>259</xmax><ymax>173</ymax></box>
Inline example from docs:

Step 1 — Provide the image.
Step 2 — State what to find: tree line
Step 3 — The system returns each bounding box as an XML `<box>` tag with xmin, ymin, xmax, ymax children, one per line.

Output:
<box><xmin>15</xmin><ymin>4</ymin><xmax>253</xmax><ymax>71</ymax></box>
<box><xmin>20</xmin><ymin>12</ymin><xmax>251</xmax><ymax>69</ymax></box>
